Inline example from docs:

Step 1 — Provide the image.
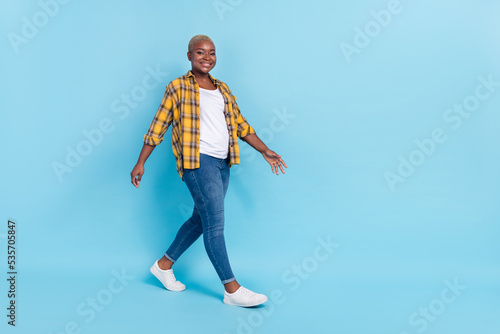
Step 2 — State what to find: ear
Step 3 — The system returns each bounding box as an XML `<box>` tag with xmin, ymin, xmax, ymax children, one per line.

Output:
<box><xmin>187</xmin><ymin>51</ymin><xmax>192</xmax><ymax>61</ymax></box>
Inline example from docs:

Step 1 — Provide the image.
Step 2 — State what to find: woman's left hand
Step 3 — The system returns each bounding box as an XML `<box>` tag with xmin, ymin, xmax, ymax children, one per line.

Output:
<box><xmin>262</xmin><ymin>149</ymin><xmax>287</xmax><ymax>175</ymax></box>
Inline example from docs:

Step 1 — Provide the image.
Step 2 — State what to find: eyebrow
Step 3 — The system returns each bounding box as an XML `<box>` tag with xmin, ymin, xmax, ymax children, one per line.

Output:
<box><xmin>195</xmin><ymin>48</ymin><xmax>215</xmax><ymax>51</ymax></box>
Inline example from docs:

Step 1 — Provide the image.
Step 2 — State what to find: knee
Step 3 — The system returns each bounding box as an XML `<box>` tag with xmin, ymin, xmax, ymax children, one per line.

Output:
<box><xmin>189</xmin><ymin>212</ymin><xmax>203</xmax><ymax>233</ymax></box>
<box><xmin>203</xmin><ymin>223</ymin><xmax>225</xmax><ymax>239</ymax></box>
<box><xmin>192</xmin><ymin>219</ymin><xmax>203</xmax><ymax>234</ymax></box>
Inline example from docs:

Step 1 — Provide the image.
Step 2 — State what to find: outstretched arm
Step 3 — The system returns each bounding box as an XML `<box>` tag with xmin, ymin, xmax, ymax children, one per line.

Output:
<box><xmin>130</xmin><ymin>144</ymin><xmax>155</xmax><ymax>187</ymax></box>
<box><xmin>242</xmin><ymin>133</ymin><xmax>287</xmax><ymax>175</ymax></box>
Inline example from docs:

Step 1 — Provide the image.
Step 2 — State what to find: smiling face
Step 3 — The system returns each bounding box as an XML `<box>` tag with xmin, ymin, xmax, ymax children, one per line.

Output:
<box><xmin>188</xmin><ymin>40</ymin><xmax>216</xmax><ymax>75</ymax></box>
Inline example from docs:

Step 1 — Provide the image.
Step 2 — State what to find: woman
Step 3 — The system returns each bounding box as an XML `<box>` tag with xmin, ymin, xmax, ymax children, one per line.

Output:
<box><xmin>130</xmin><ymin>35</ymin><xmax>286</xmax><ymax>307</ymax></box>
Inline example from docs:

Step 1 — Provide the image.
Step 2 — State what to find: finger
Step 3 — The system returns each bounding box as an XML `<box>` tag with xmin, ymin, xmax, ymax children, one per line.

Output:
<box><xmin>278</xmin><ymin>163</ymin><xmax>285</xmax><ymax>174</ymax></box>
<box><xmin>275</xmin><ymin>161</ymin><xmax>281</xmax><ymax>174</ymax></box>
<box><xmin>132</xmin><ymin>174</ymin><xmax>141</xmax><ymax>188</ymax></box>
<box><xmin>279</xmin><ymin>158</ymin><xmax>287</xmax><ymax>168</ymax></box>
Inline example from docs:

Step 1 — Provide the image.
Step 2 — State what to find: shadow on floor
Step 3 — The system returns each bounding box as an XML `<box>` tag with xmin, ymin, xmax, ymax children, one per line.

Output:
<box><xmin>142</xmin><ymin>273</ymin><xmax>221</xmax><ymax>301</ymax></box>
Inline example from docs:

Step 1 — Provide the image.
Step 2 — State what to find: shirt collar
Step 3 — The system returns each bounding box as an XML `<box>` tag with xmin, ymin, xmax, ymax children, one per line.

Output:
<box><xmin>186</xmin><ymin>70</ymin><xmax>221</xmax><ymax>87</ymax></box>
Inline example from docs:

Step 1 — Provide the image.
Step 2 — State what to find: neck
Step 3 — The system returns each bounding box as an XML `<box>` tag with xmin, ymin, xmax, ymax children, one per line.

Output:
<box><xmin>192</xmin><ymin>69</ymin><xmax>210</xmax><ymax>82</ymax></box>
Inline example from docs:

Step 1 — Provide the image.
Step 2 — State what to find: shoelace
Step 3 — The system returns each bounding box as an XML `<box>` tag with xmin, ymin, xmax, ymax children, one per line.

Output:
<box><xmin>165</xmin><ymin>270</ymin><xmax>178</xmax><ymax>283</ymax></box>
<box><xmin>238</xmin><ymin>287</ymin><xmax>259</xmax><ymax>300</ymax></box>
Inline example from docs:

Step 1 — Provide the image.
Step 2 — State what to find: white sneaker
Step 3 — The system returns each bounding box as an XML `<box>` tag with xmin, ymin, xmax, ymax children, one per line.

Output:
<box><xmin>223</xmin><ymin>286</ymin><xmax>268</xmax><ymax>307</ymax></box>
<box><xmin>150</xmin><ymin>260</ymin><xmax>186</xmax><ymax>292</ymax></box>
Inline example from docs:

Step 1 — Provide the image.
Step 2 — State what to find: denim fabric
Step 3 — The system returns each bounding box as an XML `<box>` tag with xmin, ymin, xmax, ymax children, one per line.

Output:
<box><xmin>165</xmin><ymin>153</ymin><xmax>236</xmax><ymax>284</ymax></box>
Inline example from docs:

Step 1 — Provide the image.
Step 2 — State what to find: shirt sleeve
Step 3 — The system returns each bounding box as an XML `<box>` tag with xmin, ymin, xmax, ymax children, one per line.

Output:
<box><xmin>143</xmin><ymin>84</ymin><xmax>176</xmax><ymax>146</ymax></box>
<box><xmin>231</xmin><ymin>95</ymin><xmax>255</xmax><ymax>139</ymax></box>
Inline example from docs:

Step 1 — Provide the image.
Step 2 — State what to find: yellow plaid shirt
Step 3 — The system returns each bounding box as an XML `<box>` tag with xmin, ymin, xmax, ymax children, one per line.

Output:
<box><xmin>144</xmin><ymin>71</ymin><xmax>255</xmax><ymax>179</ymax></box>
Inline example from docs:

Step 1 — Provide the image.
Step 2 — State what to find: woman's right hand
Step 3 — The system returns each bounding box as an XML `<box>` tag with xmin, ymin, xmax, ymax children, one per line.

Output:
<box><xmin>130</xmin><ymin>163</ymin><xmax>145</xmax><ymax>188</ymax></box>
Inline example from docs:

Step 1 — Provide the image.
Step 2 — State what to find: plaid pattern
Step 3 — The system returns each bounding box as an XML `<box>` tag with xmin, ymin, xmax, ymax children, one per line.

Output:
<box><xmin>144</xmin><ymin>71</ymin><xmax>255</xmax><ymax>179</ymax></box>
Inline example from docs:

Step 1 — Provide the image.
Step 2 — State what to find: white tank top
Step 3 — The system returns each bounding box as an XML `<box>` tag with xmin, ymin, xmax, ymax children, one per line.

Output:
<box><xmin>199</xmin><ymin>87</ymin><xmax>230</xmax><ymax>159</ymax></box>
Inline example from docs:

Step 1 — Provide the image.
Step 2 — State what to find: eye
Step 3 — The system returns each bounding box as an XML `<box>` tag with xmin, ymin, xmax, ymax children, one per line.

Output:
<box><xmin>196</xmin><ymin>51</ymin><xmax>203</xmax><ymax>55</ymax></box>
<box><xmin>210</xmin><ymin>53</ymin><xmax>216</xmax><ymax>56</ymax></box>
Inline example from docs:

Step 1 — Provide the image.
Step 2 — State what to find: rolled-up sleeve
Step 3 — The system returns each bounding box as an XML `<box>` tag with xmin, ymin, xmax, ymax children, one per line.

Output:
<box><xmin>231</xmin><ymin>95</ymin><xmax>255</xmax><ymax>138</ymax></box>
<box><xmin>143</xmin><ymin>85</ymin><xmax>175</xmax><ymax>146</ymax></box>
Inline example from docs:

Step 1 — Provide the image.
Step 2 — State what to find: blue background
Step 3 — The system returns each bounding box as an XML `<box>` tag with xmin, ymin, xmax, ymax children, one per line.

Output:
<box><xmin>1</xmin><ymin>0</ymin><xmax>499</xmax><ymax>333</ymax></box>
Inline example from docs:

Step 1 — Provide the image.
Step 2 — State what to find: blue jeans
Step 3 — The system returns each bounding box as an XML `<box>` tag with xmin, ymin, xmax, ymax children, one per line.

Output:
<box><xmin>164</xmin><ymin>153</ymin><xmax>236</xmax><ymax>284</ymax></box>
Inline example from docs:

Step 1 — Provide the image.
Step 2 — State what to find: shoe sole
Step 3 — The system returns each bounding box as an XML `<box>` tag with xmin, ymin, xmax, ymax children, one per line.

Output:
<box><xmin>223</xmin><ymin>295</ymin><xmax>268</xmax><ymax>307</ymax></box>
<box><xmin>150</xmin><ymin>265</ymin><xmax>186</xmax><ymax>292</ymax></box>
